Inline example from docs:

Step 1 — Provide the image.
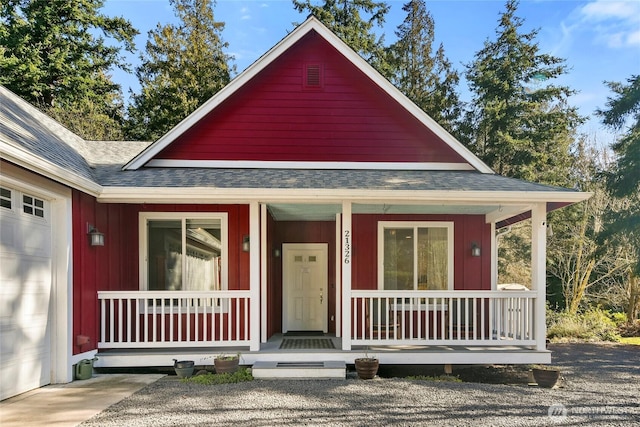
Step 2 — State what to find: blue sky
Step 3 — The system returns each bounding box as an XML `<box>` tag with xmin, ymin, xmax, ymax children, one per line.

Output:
<box><xmin>103</xmin><ymin>0</ymin><xmax>640</xmax><ymax>146</ymax></box>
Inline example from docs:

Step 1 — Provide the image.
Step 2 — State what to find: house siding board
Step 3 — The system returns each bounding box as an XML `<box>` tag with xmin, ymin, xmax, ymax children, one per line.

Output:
<box><xmin>156</xmin><ymin>31</ymin><xmax>467</xmax><ymax>165</ymax></box>
<box><xmin>352</xmin><ymin>214</ymin><xmax>491</xmax><ymax>291</ymax></box>
<box><xmin>71</xmin><ymin>196</ymin><xmax>251</xmax><ymax>355</ymax></box>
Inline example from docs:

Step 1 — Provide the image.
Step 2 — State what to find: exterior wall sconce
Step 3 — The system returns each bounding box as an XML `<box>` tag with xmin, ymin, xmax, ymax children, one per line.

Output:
<box><xmin>242</xmin><ymin>235</ymin><xmax>250</xmax><ymax>252</ymax></box>
<box><xmin>471</xmin><ymin>242</ymin><xmax>481</xmax><ymax>257</ymax></box>
<box><xmin>273</xmin><ymin>248</ymin><xmax>281</xmax><ymax>257</ymax></box>
<box><xmin>87</xmin><ymin>223</ymin><xmax>104</xmax><ymax>246</ymax></box>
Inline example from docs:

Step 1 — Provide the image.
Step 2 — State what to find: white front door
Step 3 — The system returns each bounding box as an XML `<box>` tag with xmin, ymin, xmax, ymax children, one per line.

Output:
<box><xmin>282</xmin><ymin>243</ymin><xmax>328</xmax><ymax>333</ymax></box>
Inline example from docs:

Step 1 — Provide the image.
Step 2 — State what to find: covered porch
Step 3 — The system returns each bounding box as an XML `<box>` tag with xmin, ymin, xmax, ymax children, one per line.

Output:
<box><xmin>95</xmin><ymin>198</ymin><xmax>551</xmax><ymax>366</ymax></box>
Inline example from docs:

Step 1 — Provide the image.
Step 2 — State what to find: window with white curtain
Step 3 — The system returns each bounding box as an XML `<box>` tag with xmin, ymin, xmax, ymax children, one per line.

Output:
<box><xmin>140</xmin><ymin>213</ymin><xmax>228</xmax><ymax>291</ymax></box>
<box><xmin>378</xmin><ymin>221</ymin><xmax>454</xmax><ymax>290</ymax></box>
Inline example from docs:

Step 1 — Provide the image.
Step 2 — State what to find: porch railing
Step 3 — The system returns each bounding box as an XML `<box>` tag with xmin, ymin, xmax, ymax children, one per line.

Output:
<box><xmin>98</xmin><ymin>291</ymin><xmax>251</xmax><ymax>349</ymax></box>
<box><xmin>351</xmin><ymin>290</ymin><xmax>536</xmax><ymax>346</ymax></box>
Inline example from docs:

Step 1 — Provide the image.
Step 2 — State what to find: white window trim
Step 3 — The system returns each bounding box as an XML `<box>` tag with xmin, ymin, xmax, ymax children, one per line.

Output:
<box><xmin>139</xmin><ymin>212</ymin><xmax>229</xmax><ymax>292</ymax></box>
<box><xmin>377</xmin><ymin>221</ymin><xmax>454</xmax><ymax>291</ymax></box>
<box><xmin>0</xmin><ymin>185</ymin><xmax>50</xmax><ymax>223</ymax></box>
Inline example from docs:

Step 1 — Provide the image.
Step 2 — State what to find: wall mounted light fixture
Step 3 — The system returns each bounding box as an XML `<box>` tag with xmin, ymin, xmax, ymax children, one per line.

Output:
<box><xmin>273</xmin><ymin>248</ymin><xmax>281</xmax><ymax>257</ymax></box>
<box><xmin>87</xmin><ymin>223</ymin><xmax>104</xmax><ymax>246</ymax></box>
<box><xmin>471</xmin><ymin>242</ymin><xmax>481</xmax><ymax>257</ymax></box>
<box><xmin>242</xmin><ymin>235</ymin><xmax>250</xmax><ymax>252</ymax></box>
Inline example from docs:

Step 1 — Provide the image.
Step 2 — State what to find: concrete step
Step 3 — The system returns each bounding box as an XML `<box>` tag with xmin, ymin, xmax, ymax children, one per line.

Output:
<box><xmin>252</xmin><ymin>360</ymin><xmax>346</xmax><ymax>379</ymax></box>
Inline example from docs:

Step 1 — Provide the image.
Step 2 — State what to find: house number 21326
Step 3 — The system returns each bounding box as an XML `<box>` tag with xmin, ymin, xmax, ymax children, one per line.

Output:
<box><xmin>343</xmin><ymin>230</ymin><xmax>351</xmax><ymax>264</ymax></box>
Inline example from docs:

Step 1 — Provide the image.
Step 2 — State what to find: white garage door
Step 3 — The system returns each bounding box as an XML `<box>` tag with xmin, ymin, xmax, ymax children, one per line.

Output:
<box><xmin>0</xmin><ymin>185</ymin><xmax>52</xmax><ymax>400</ymax></box>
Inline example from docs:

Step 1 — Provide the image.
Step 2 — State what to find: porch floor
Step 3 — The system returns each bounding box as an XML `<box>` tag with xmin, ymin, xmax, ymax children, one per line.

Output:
<box><xmin>95</xmin><ymin>333</ymin><xmax>550</xmax><ymax>368</ymax></box>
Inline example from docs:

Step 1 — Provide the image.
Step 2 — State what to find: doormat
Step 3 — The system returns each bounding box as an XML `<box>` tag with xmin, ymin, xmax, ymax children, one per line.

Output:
<box><xmin>284</xmin><ymin>330</ymin><xmax>325</xmax><ymax>336</ymax></box>
<box><xmin>280</xmin><ymin>338</ymin><xmax>336</xmax><ymax>349</ymax></box>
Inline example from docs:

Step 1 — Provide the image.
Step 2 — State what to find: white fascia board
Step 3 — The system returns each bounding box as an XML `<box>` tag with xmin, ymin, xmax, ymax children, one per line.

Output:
<box><xmin>1</xmin><ymin>142</ymin><xmax>102</xmax><ymax>196</ymax></box>
<box><xmin>98</xmin><ymin>186</ymin><xmax>592</xmax><ymax>205</ymax></box>
<box><xmin>146</xmin><ymin>159</ymin><xmax>476</xmax><ymax>171</ymax></box>
<box><xmin>124</xmin><ymin>17</ymin><xmax>493</xmax><ymax>174</ymax></box>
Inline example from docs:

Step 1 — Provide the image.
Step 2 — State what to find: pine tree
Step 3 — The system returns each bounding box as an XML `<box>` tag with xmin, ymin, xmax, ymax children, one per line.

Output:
<box><xmin>0</xmin><ymin>0</ymin><xmax>137</xmax><ymax>139</ymax></box>
<box><xmin>388</xmin><ymin>0</ymin><xmax>462</xmax><ymax>136</ymax></box>
<box><xmin>292</xmin><ymin>0</ymin><xmax>389</xmax><ymax>72</ymax></box>
<box><xmin>464</xmin><ymin>0</ymin><xmax>581</xmax><ymax>185</ymax></box>
<box><xmin>597</xmin><ymin>75</ymin><xmax>640</xmax><ymax>278</ymax></box>
<box><xmin>126</xmin><ymin>0</ymin><xmax>233</xmax><ymax>141</ymax></box>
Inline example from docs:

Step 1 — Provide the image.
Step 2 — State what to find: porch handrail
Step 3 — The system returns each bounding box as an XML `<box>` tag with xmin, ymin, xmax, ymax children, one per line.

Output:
<box><xmin>350</xmin><ymin>290</ymin><xmax>537</xmax><ymax>347</ymax></box>
<box><xmin>98</xmin><ymin>290</ymin><xmax>252</xmax><ymax>349</ymax></box>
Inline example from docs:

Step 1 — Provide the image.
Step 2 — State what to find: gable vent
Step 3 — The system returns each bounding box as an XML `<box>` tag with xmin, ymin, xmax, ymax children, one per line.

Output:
<box><xmin>304</xmin><ymin>64</ymin><xmax>322</xmax><ymax>88</ymax></box>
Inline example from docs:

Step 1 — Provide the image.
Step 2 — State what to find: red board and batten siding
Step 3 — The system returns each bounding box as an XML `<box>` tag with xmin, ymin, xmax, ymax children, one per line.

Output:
<box><xmin>71</xmin><ymin>190</ymin><xmax>250</xmax><ymax>355</ymax></box>
<box><xmin>157</xmin><ymin>31</ymin><xmax>468</xmax><ymax>165</ymax></box>
<box><xmin>351</xmin><ymin>214</ymin><xmax>491</xmax><ymax>291</ymax></box>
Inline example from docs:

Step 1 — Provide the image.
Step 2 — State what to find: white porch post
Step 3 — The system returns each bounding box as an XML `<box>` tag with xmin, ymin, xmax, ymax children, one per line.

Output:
<box><xmin>531</xmin><ymin>203</ymin><xmax>547</xmax><ymax>351</ymax></box>
<box><xmin>249</xmin><ymin>202</ymin><xmax>260</xmax><ymax>351</ymax></box>
<box><xmin>260</xmin><ymin>203</ymin><xmax>267</xmax><ymax>343</ymax></box>
<box><xmin>341</xmin><ymin>201</ymin><xmax>352</xmax><ymax>350</ymax></box>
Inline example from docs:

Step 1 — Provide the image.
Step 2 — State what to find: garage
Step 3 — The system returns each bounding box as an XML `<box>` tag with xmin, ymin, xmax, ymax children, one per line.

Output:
<box><xmin>0</xmin><ymin>184</ymin><xmax>53</xmax><ymax>400</ymax></box>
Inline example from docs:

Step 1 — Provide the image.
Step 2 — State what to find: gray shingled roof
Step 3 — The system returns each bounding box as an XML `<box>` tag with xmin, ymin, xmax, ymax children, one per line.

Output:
<box><xmin>1</xmin><ymin>85</ymin><xmax>577</xmax><ymax>195</ymax></box>
<box><xmin>0</xmin><ymin>86</ymin><xmax>95</xmax><ymax>181</ymax></box>
<box><xmin>92</xmin><ymin>164</ymin><xmax>575</xmax><ymax>192</ymax></box>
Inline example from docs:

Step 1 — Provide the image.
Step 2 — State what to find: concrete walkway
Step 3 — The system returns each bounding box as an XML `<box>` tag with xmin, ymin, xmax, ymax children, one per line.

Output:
<box><xmin>0</xmin><ymin>374</ymin><xmax>164</xmax><ymax>427</ymax></box>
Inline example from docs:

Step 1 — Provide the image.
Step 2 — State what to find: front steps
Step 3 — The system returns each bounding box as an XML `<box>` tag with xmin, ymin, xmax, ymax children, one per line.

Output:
<box><xmin>252</xmin><ymin>360</ymin><xmax>346</xmax><ymax>379</ymax></box>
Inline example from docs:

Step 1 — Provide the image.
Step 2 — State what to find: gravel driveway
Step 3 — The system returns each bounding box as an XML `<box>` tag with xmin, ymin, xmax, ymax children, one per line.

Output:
<box><xmin>81</xmin><ymin>343</ymin><xmax>639</xmax><ymax>426</ymax></box>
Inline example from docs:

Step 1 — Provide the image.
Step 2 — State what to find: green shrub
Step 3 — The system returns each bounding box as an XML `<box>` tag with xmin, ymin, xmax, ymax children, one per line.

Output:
<box><xmin>182</xmin><ymin>367</ymin><xmax>253</xmax><ymax>385</ymax></box>
<box><xmin>547</xmin><ymin>307</ymin><xmax>621</xmax><ymax>342</ymax></box>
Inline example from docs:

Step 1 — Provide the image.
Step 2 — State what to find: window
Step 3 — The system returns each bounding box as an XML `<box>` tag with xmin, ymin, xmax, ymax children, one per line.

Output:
<box><xmin>140</xmin><ymin>213</ymin><xmax>228</xmax><ymax>291</ymax></box>
<box><xmin>0</xmin><ymin>187</ymin><xmax>11</xmax><ymax>209</ymax></box>
<box><xmin>378</xmin><ymin>221</ymin><xmax>453</xmax><ymax>290</ymax></box>
<box><xmin>23</xmin><ymin>193</ymin><xmax>45</xmax><ymax>217</ymax></box>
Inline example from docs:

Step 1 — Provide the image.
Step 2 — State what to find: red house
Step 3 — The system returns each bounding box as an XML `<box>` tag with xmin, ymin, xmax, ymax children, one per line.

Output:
<box><xmin>0</xmin><ymin>17</ymin><xmax>589</xmax><ymax>398</ymax></box>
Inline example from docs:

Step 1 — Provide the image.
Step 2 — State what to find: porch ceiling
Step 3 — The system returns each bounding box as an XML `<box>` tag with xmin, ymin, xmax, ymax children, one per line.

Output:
<box><xmin>268</xmin><ymin>203</ymin><xmax>502</xmax><ymax>221</ymax></box>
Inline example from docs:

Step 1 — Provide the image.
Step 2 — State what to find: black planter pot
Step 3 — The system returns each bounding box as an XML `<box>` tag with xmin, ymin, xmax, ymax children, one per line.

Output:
<box><xmin>173</xmin><ymin>359</ymin><xmax>195</xmax><ymax>378</ymax></box>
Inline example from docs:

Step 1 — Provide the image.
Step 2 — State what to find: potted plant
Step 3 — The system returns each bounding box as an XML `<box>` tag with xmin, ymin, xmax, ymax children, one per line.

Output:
<box><xmin>531</xmin><ymin>365</ymin><xmax>560</xmax><ymax>388</ymax></box>
<box><xmin>173</xmin><ymin>359</ymin><xmax>195</xmax><ymax>378</ymax></box>
<box><xmin>355</xmin><ymin>352</ymin><xmax>379</xmax><ymax>380</ymax></box>
<box><xmin>214</xmin><ymin>353</ymin><xmax>240</xmax><ymax>374</ymax></box>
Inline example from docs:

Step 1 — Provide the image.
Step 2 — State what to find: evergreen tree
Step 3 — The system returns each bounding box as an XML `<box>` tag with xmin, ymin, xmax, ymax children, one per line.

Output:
<box><xmin>597</xmin><ymin>75</ymin><xmax>640</xmax><ymax>277</ymax></box>
<box><xmin>0</xmin><ymin>0</ymin><xmax>137</xmax><ymax>139</ymax></box>
<box><xmin>292</xmin><ymin>0</ymin><xmax>389</xmax><ymax>72</ymax></box>
<box><xmin>126</xmin><ymin>0</ymin><xmax>233</xmax><ymax>141</ymax></box>
<box><xmin>464</xmin><ymin>0</ymin><xmax>581</xmax><ymax>185</ymax></box>
<box><xmin>388</xmin><ymin>0</ymin><xmax>462</xmax><ymax>136</ymax></box>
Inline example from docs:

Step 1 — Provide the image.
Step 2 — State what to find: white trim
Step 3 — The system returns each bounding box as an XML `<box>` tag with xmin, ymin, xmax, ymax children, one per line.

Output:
<box><xmin>99</xmin><ymin>186</ymin><xmax>593</xmax><ymax>205</ymax></box>
<box><xmin>249</xmin><ymin>202</ymin><xmax>260</xmax><ymax>351</ymax></box>
<box><xmin>341</xmin><ymin>202</ymin><xmax>352</xmax><ymax>350</ymax></box>
<box><xmin>260</xmin><ymin>203</ymin><xmax>268</xmax><ymax>344</ymax></box>
<box><xmin>145</xmin><ymin>159</ymin><xmax>476</xmax><ymax>171</ymax></box>
<box><xmin>490</xmin><ymin>222</ymin><xmax>497</xmax><ymax>291</ymax></box>
<box><xmin>1</xmin><ymin>142</ymin><xmax>102</xmax><ymax>196</ymax></box>
<box><xmin>123</xmin><ymin>17</ymin><xmax>493</xmax><ymax>174</ymax></box>
<box><xmin>335</xmin><ymin>213</ymin><xmax>341</xmax><ymax>338</ymax></box>
<box><xmin>138</xmin><ymin>212</ymin><xmax>229</xmax><ymax>292</ymax></box>
<box><xmin>377</xmin><ymin>221</ymin><xmax>454</xmax><ymax>291</ymax></box>
<box><xmin>531</xmin><ymin>204</ymin><xmax>547</xmax><ymax>351</ymax></box>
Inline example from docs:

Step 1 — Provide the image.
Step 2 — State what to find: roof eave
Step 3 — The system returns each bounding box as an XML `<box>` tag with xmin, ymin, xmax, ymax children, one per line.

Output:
<box><xmin>97</xmin><ymin>186</ymin><xmax>592</xmax><ymax>205</ymax></box>
<box><xmin>1</xmin><ymin>142</ymin><xmax>102</xmax><ymax>196</ymax></box>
